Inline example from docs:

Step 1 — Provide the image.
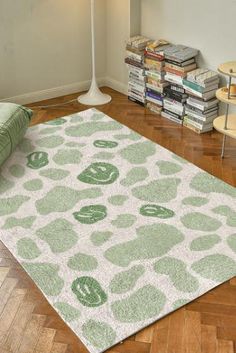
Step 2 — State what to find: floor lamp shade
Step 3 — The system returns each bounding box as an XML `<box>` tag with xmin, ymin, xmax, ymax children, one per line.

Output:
<box><xmin>78</xmin><ymin>0</ymin><xmax>111</xmax><ymax>105</ymax></box>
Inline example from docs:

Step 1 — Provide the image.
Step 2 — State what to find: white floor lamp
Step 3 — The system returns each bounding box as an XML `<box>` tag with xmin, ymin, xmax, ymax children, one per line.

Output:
<box><xmin>78</xmin><ymin>0</ymin><xmax>111</xmax><ymax>106</ymax></box>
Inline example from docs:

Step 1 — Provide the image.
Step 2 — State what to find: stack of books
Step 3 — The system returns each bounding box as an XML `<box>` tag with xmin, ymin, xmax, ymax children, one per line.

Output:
<box><xmin>125</xmin><ymin>36</ymin><xmax>151</xmax><ymax>106</ymax></box>
<box><xmin>183</xmin><ymin>69</ymin><xmax>219</xmax><ymax>133</ymax></box>
<box><xmin>144</xmin><ymin>40</ymin><xmax>171</xmax><ymax>114</ymax></box>
<box><xmin>162</xmin><ymin>45</ymin><xmax>199</xmax><ymax>124</ymax></box>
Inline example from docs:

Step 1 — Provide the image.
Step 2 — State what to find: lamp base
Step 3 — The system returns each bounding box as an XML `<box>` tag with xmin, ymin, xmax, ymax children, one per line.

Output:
<box><xmin>78</xmin><ymin>85</ymin><xmax>112</xmax><ymax>106</ymax></box>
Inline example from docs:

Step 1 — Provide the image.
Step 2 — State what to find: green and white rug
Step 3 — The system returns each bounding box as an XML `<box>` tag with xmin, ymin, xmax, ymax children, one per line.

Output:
<box><xmin>0</xmin><ymin>108</ymin><xmax>236</xmax><ymax>353</ymax></box>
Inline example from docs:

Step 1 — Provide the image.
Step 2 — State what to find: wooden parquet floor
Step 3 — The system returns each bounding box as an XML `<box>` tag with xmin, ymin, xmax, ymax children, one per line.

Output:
<box><xmin>1</xmin><ymin>87</ymin><xmax>236</xmax><ymax>353</ymax></box>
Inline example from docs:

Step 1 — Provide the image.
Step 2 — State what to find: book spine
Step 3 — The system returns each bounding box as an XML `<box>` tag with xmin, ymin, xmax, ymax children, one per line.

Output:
<box><xmin>128</xmin><ymin>96</ymin><xmax>146</xmax><ymax>106</ymax></box>
<box><xmin>128</xmin><ymin>82</ymin><xmax>146</xmax><ymax>93</ymax></box>
<box><xmin>145</xmin><ymin>58</ymin><xmax>164</xmax><ymax>68</ymax></box>
<box><xmin>165</xmin><ymin>67</ymin><xmax>186</xmax><ymax>77</ymax></box>
<box><xmin>144</xmin><ymin>50</ymin><xmax>165</xmax><ymax>61</ymax></box>
<box><xmin>146</xmin><ymin>90</ymin><xmax>163</xmax><ymax>101</ymax></box>
<box><xmin>184</xmin><ymin>117</ymin><xmax>204</xmax><ymax>129</ymax></box>
<box><xmin>146</xmin><ymin>96</ymin><xmax>163</xmax><ymax>106</ymax></box>
<box><xmin>170</xmin><ymin>84</ymin><xmax>185</xmax><ymax>94</ymax></box>
<box><xmin>163</xmin><ymin>102</ymin><xmax>184</xmax><ymax>115</ymax></box>
<box><xmin>161</xmin><ymin>111</ymin><xmax>183</xmax><ymax>124</ymax></box>
<box><xmin>165</xmin><ymin>74</ymin><xmax>183</xmax><ymax>85</ymax></box>
<box><xmin>146</xmin><ymin>83</ymin><xmax>164</xmax><ymax>94</ymax></box>
<box><xmin>183</xmin><ymin>121</ymin><xmax>204</xmax><ymax>134</ymax></box>
<box><xmin>183</xmin><ymin>79</ymin><xmax>204</xmax><ymax>93</ymax></box>
<box><xmin>125</xmin><ymin>58</ymin><xmax>144</xmax><ymax>69</ymax></box>
<box><xmin>128</xmin><ymin>66</ymin><xmax>146</xmax><ymax>76</ymax></box>
<box><xmin>163</xmin><ymin>108</ymin><xmax>182</xmax><ymax>119</ymax></box>
<box><xmin>126</xmin><ymin>50</ymin><xmax>143</xmax><ymax>62</ymax></box>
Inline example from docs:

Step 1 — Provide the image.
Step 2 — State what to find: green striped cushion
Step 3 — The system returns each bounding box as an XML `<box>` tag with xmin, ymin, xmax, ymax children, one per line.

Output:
<box><xmin>0</xmin><ymin>103</ymin><xmax>33</xmax><ymax>167</ymax></box>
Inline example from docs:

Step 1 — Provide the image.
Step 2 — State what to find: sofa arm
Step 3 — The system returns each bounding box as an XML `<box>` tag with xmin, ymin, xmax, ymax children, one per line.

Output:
<box><xmin>0</xmin><ymin>103</ymin><xmax>33</xmax><ymax>167</ymax></box>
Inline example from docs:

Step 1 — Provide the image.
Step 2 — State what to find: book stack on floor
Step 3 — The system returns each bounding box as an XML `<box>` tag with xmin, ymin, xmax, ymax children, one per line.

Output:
<box><xmin>144</xmin><ymin>40</ymin><xmax>171</xmax><ymax>115</ymax></box>
<box><xmin>125</xmin><ymin>35</ymin><xmax>151</xmax><ymax>106</ymax></box>
<box><xmin>183</xmin><ymin>69</ymin><xmax>219</xmax><ymax>133</ymax></box>
<box><xmin>162</xmin><ymin>45</ymin><xmax>199</xmax><ymax>124</ymax></box>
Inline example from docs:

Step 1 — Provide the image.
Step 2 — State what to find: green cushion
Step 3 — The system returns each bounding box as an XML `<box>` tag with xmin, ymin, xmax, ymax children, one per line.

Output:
<box><xmin>0</xmin><ymin>103</ymin><xmax>33</xmax><ymax>167</ymax></box>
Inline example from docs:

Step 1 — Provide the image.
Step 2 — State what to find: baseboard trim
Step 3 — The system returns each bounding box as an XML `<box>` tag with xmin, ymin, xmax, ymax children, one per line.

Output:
<box><xmin>0</xmin><ymin>78</ymin><xmax>106</xmax><ymax>105</ymax></box>
<box><xmin>0</xmin><ymin>77</ymin><xmax>127</xmax><ymax>105</ymax></box>
<box><xmin>105</xmin><ymin>77</ymin><xmax>128</xmax><ymax>96</ymax></box>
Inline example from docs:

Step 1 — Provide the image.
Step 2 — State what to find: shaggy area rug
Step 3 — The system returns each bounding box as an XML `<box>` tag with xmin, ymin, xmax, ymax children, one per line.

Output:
<box><xmin>0</xmin><ymin>108</ymin><xmax>236</xmax><ymax>353</ymax></box>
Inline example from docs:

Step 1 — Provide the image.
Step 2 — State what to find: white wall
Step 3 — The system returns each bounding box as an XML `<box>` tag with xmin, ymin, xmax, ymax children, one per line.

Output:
<box><xmin>141</xmin><ymin>0</ymin><xmax>236</xmax><ymax>73</ymax></box>
<box><xmin>106</xmin><ymin>0</ymin><xmax>130</xmax><ymax>93</ymax></box>
<box><xmin>2</xmin><ymin>0</ymin><xmax>235</xmax><ymax>103</ymax></box>
<box><xmin>106</xmin><ymin>0</ymin><xmax>141</xmax><ymax>93</ymax></box>
<box><xmin>0</xmin><ymin>0</ymin><xmax>106</xmax><ymax>101</ymax></box>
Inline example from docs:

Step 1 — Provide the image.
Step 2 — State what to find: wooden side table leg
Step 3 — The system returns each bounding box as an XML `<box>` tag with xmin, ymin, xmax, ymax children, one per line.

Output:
<box><xmin>221</xmin><ymin>135</ymin><xmax>227</xmax><ymax>158</ymax></box>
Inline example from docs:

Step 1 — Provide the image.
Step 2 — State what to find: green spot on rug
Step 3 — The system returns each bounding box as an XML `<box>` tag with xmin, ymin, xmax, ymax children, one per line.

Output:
<box><xmin>213</xmin><ymin>205</ymin><xmax>236</xmax><ymax>227</ymax></box>
<box><xmin>140</xmin><ymin>205</ymin><xmax>175</xmax><ymax>219</ymax></box>
<box><xmin>36</xmin><ymin>219</ymin><xmax>78</xmax><ymax>253</ymax></box>
<box><xmin>109</xmin><ymin>265</ymin><xmax>145</xmax><ymax>294</ymax></box>
<box><xmin>108</xmin><ymin>195</ymin><xmax>128</xmax><ymax>206</ymax></box>
<box><xmin>72</xmin><ymin>277</ymin><xmax>107</xmax><ymax>307</ymax></box>
<box><xmin>111</xmin><ymin>214</ymin><xmax>137</xmax><ymax>228</ymax></box>
<box><xmin>23</xmin><ymin>179</ymin><xmax>43</xmax><ymax>191</ymax></box>
<box><xmin>53</xmin><ymin>149</ymin><xmax>82</xmax><ymax>165</ymax></box>
<box><xmin>39</xmin><ymin>168</ymin><xmax>70</xmax><ymax>181</ymax></box>
<box><xmin>190</xmin><ymin>172</ymin><xmax>236</xmax><ymax>197</ymax></box>
<box><xmin>65</xmin><ymin>121</ymin><xmax>122</xmax><ymax>137</ymax></box>
<box><xmin>192</xmin><ymin>255</ymin><xmax>236</xmax><ymax>282</ymax></box>
<box><xmin>182</xmin><ymin>196</ymin><xmax>209</xmax><ymax>207</ymax></box>
<box><xmin>2</xmin><ymin>216</ymin><xmax>36</xmax><ymax>229</ymax></box>
<box><xmin>120</xmin><ymin>167</ymin><xmax>149</xmax><ymax>187</ymax></box>
<box><xmin>54</xmin><ymin>302</ymin><xmax>80</xmax><ymax>322</ymax></box>
<box><xmin>94</xmin><ymin>140</ymin><xmax>118</xmax><ymax>149</ymax></box>
<box><xmin>27</xmin><ymin>151</ymin><xmax>49</xmax><ymax>170</ymax></box>
<box><xmin>70</xmin><ymin>115</ymin><xmax>84</xmax><ymax>123</ymax></box>
<box><xmin>73</xmin><ymin>205</ymin><xmax>107</xmax><ymax>224</ymax></box>
<box><xmin>111</xmin><ymin>285</ymin><xmax>166</xmax><ymax>323</ymax></box>
<box><xmin>39</xmin><ymin>127</ymin><xmax>61</xmax><ymax>135</ymax></box>
<box><xmin>0</xmin><ymin>195</ymin><xmax>30</xmax><ymax>216</ymax></box>
<box><xmin>181</xmin><ymin>212</ymin><xmax>221</xmax><ymax>232</ymax></box>
<box><xmin>90</xmin><ymin>231</ymin><xmax>113</xmax><ymax>246</ymax></box>
<box><xmin>45</xmin><ymin>118</ymin><xmax>66</xmax><ymax>125</ymax></box>
<box><xmin>227</xmin><ymin>234</ymin><xmax>236</xmax><ymax>253</ymax></box>
<box><xmin>132</xmin><ymin>178</ymin><xmax>181</xmax><ymax>203</ymax></box>
<box><xmin>17</xmin><ymin>238</ymin><xmax>41</xmax><ymax>259</ymax></box>
<box><xmin>190</xmin><ymin>234</ymin><xmax>221</xmax><ymax>251</ymax></box>
<box><xmin>154</xmin><ymin>257</ymin><xmax>199</xmax><ymax>293</ymax></box>
<box><xmin>105</xmin><ymin>224</ymin><xmax>184</xmax><ymax>267</ymax></box>
<box><xmin>0</xmin><ymin>174</ymin><xmax>14</xmax><ymax>194</ymax></box>
<box><xmin>120</xmin><ymin>141</ymin><xmax>156</xmax><ymax>164</ymax></box>
<box><xmin>23</xmin><ymin>262</ymin><xmax>64</xmax><ymax>296</ymax></box>
<box><xmin>78</xmin><ymin>162</ymin><xmax>119</xmax><ymax>185</ymax></box>
<box><xmin>114</xmin><ymin>131</ymin><xmax>142</xmax><ymax>141</ymax></box>
<box><xmin>36</xmin><ymin>186</ymin><xmax>102</xmax><ymax>215</ymax></box>
<box><xmin>9</xmin><ymin>164</ymin><xmax>25</xmax><ymax>178</ymax></box>
<box><xmin>156</xmin><ymin>161</ymin><xmax>182</xmax><ymax>175</ymax></box>
<box><xmin>92</xmin><ymin>152</ymin><xmax>115</xmax><ymax>160</ymax></box>
<box><xmin>68</xmin><ymin>253</ymin><xmax>98</xmax><ymax>271</ymax></box>
<box><xmin>82</xmin><ymin>320</ymin><xmax>116</xmax><ymax>351</ymax></box>
<box><xmin>172</xmin><ymin>299</ymin><xmax>189</xmax><ymax>310</ymax></box>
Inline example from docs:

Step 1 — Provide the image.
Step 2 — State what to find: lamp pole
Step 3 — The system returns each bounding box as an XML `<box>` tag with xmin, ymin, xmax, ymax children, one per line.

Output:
<box><xmin>78</xmin><ymin>0</ymin><xmax>111</xmax><ymax>105</ymax></box>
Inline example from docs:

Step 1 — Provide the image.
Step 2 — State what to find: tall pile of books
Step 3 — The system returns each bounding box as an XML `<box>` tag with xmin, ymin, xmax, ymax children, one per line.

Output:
<box><xmin>125</xmin><ymin>36</ymin><xmax>151</xmax><ymax>106</ymax></box>
<box><xmin>162</xmin><ymin>45</ymin><xmax>199</xmax><ymax>124</ymax></box>
<box><xmin>183</xmin><ymin>69</ymin><xmax>219</xmax><ymax>133</ymax></box>
<box><xmin>144</xmin><ymin>40</ymin><xmax>171</xmax><ymax>115</ymax></box>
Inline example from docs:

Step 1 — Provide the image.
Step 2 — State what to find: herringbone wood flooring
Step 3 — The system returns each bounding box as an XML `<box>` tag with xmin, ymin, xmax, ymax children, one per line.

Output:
<box><xmin>1</xmin><ymin>87</ymin><xmax>236</xmax><ymax>353</ymax></box>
